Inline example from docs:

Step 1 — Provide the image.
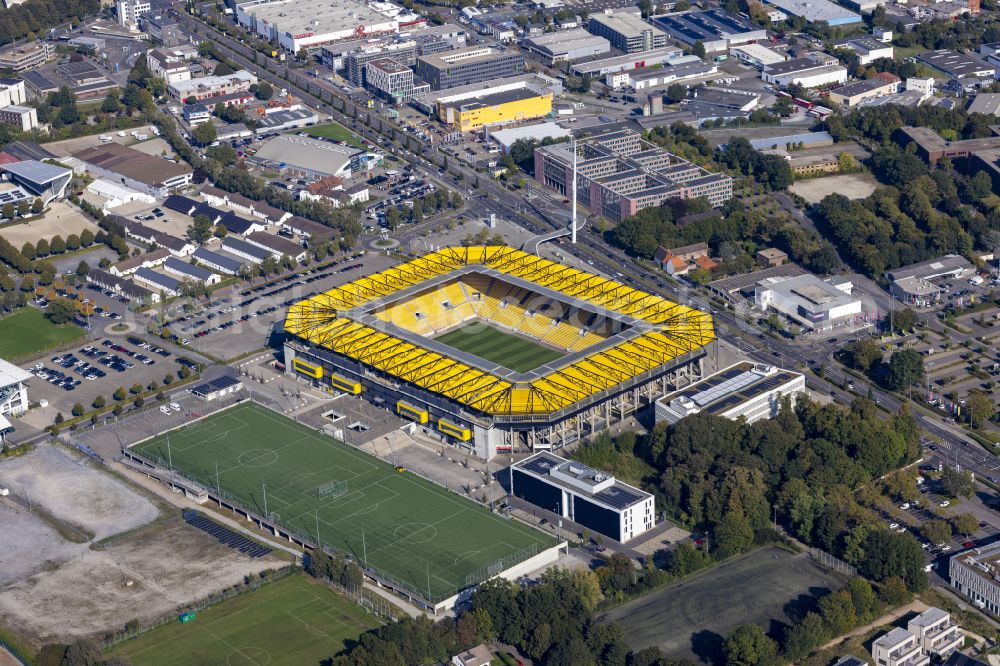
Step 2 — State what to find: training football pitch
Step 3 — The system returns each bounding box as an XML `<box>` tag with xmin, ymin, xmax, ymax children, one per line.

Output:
<box><xmin>131</xmin><ymin>403</ymin><xmax>555</xmax><ymax>601</ymax></box>
<box><xmin>109</xmin><ymin>574</ymin><xmax>382</xmax><ymax>666</ymax></box>
<box><xmin>435</xmin><ymin>323</ymin><xmax>565</xmax><ymax>372</ymax></box>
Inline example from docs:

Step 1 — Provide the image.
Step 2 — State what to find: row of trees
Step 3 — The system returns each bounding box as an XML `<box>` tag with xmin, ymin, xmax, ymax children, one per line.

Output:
<box><xmin>21</xmin><ymin>231</ymin><xmax>94</xmax><ymax>260</ymax></box>
<box><xmin>0</xmin><ymin>0</ymin><xmax>100</xmax><ymax>47</ymax></box>
<box><xmin>0</xmin><ymin>197</ymin><xmax>43</xmax><ymax>220</ymax></box>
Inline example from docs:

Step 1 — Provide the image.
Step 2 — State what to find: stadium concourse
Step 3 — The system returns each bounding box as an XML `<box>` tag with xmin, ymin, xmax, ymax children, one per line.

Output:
<box><xmin>284</xmin><ymin>246</ymin><xmax>716</xmax><ymax>459</ymax></box>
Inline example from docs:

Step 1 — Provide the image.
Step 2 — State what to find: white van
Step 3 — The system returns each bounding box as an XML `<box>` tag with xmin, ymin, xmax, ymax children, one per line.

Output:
<box><xmin>170</xmin><ymin>402</ymin><xmax>181</xmax><ymax>412</ymax></box>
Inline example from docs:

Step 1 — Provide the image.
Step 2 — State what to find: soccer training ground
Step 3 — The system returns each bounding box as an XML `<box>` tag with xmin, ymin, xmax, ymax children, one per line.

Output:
<box><xmin>435</xmin><ymin>323</ymin><xmax>565</xmax><ymax>373</ymax></box>
<box><xmin>131</xmin><ymin>402</ymin><xmax>556</xmax><ymax>602</ymax></box>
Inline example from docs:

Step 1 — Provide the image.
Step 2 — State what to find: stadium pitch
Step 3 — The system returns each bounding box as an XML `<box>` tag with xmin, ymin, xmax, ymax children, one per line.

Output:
<box><xmin>131</xmin><ymin>403</ymin><xmax>556</xmax><ymax>601</ymax></box>
<box><xmin>435</xmin><ymin>323</ymin><xmax>565</xmax><ymax>373</ymax></box>
<box><xmin>109</xmin><ymin>573</ymin><xmax>381</xmax><ymax>666</ymax></box>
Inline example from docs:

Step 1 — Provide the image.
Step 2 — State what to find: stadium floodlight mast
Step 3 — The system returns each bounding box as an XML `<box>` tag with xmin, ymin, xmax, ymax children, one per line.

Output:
<box><xmin>570</xmin><ymin>139</ymin><xmax>578</xmax><ymax>245</ymax></box>
<box><xmin>262</xmin><ymin>479</ymin><xmax>268</xmax><ymax>517</ymax></box>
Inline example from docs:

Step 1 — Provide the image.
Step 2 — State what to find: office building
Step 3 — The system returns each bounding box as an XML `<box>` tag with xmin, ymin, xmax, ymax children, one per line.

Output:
<box><xmin>919</xmin><ymin>50</ymin><xmax>995</xmax><ymax>78</ymax></box>
<box><xmin>168</xmin><ymin>71</ymin><xmax>257</xmax><ymax>101</ymax></box>
<box><xmin>343</xmin><ymin>42</ymin><xmax>417</xmax><ymax>85</ymax></box>
<box><xmin>762</xmin><ymin>57</ymin><xmax>848</xmax><ymax>88</ymax></box>
<box><xmin>415</xmin><ymin>47</ymin><xmax>525</xmax><ymax>90</ymax></box>
<box><xmin>510</xmin><ymin>451</ymin><xmax>655</xmax><ymax>543</ymax></box>
<box><xmin>760</xmin><ymin>0</ymin><xmax>861</xmax><ymax>24</ymax></box>
<box><xmin>438</xmin><ymin>87</ymin><xmax>552</xmax><ymax>132</ymax></box>
<box><xmin>0</xmin><ymin>41</ymin><xmax>54</xmax><ymax>72</ymax></box>
<box><xmin>411</xmin><ymin>73</ymin><xmax>562</xmax><ymax>115</ymax></box>
<box><xmin>950</xmin><ymin>541</ymin><xmax>1000</xmax><ymax>615</ymax></box>
<box><xmin>147</xmin><ymin>48</ymin><xmax>191</xmax><ymax>84</ymax></box>
<box><xmin>0</xmin><ymin>78</ymin><xmax>26</xmax><ymax>108</ymax></box>
<box><xmin>364</xmin><ymin>58</ymin><xmax>415</xmax><ymax>104</ymax></box>
<box><xmin>116</xmin><ymin>0</ymin><xmax>151</xmax><ymax>26</ymax></box>
<box><xmin>730</xmin><ymin>43</ymin><xmax>787</xmax><ymax>68</ymax></box>
<box><xmin>74</xmin><ymin>143</ymin><xmax>193</xmax><ymax>197</ymax></box>
<box><xmin>654</xmin><ymin>362</ymin><xmax>805</xmax><ymax>425</ymax></box>
<box><xmin>235</xmin><ymin>0</ymin><xmax>415</xmax><ymax>54</ymax></box>
<box><xmin>142</xmin><ymin>14</ymin><xmax>183</xmax><ymax>46</ymax></box>
<box><xmin>521</xmin><ymin>29</ymin><xmax>611</xmax><ymax>64</ymax></box>
<box><xmin>587</xmin><ymin>10</ymin><xmax>669</xmax><ymax>53</ymax></box>
<box><xmin>651</xmin><ymin>9</ymin><xmax>766</xmax><ymax>52</ymax></box>
<box><xmin>0</xmin><ymin>160</ymin><xmax>71</xmax><ymax>205</ymax></box>
<box><xmin>535</xmin><ymin>130</ymin><xmax>732</xmax><ymax>221</ymax></box>
<box><xmin>0</xmin><ymin>106</ymin><xmax>36</xmax><ymax>132</ymax></box>
<box><xmin>754</xmin><ymin>273</ymin><xmax>863</xmax><ymax>331</ymax></box>
<box><xmin>828</xmin><ymin>76</ymin><xmax>900</xmax><ymax>106</ymax></box>
<box><xmin>569</xmin><ymin>47</ymin><xmax>688</xmax><ymax>77</ymax></box>
<box><xmin>489</xmin><ymin>122</ymin><xmax>573</xmax><ymax>154</ymax></box>
<box><xmin>872</xmin><ymin>628</ymin><xmax>929</xmax><ymax>666</ymax></box>
<box><xmin>907</xmin><ymin>608</ymin><xmax>963</xmax><ymax>659</ymax></box>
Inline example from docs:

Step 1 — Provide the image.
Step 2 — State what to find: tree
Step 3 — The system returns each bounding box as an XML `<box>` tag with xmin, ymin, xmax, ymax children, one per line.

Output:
<box><xmin>884</xmin><ymin>349</ymin><xmax>924</xmax><ymax>391</ymax></box>
<box><xmin>76</xmin><ymin>260</ymin><xmax>91</xmax><ymax>276</ymax></box>
<box><xmin>35</xmin><ymin>238</ymin><xmax>49</xmax><ymax>257</ymax></box>
<box><xmin>92</xmin><ymin>395</ymin><xmax>106</xmax><ymax>409</ymax></box>
<box><xmin>665</xmin><ymin>83</ymin><xmax>687</xmax><ymax>103</ymax></box>
<box><xmin>922</xmin><ymin>519</ymin><xmax>952</xmax><ymax>545</ymax></box>
<box><xmin>19</xmin><ymin>275</ymin><xmax>33</xmax><ymax>292</ymax></box>
<box><xmin>846</xmin><ymin>338</ymin><xmax>882</xmax><ymax>372</ymax></box>
<box><xmin>49</xmin><ymin>235</ymin><xmax>66</xmax><ymax>254</ymax></box>
<box><xmin>1</xmin><ymin>203</ymin><xmax>14</xmax><ymax>220</ymax></box>
<box><xmin>845</xmin><ymin>577</ymin><xmax>879</xmax><ymax>622</ymax></box>
<box><xmin>213</xmin><ymin>62</ymin><xmax>235</xmax><ymax>76</ymax></box>
<box><xmin>101</xmin><ymin>93</ymin><xmax>121</xmax><ymax>114</ymax></box>
<box><xmin>886</xmin><ymin>308</ymin><xmax>917</xmax><ymax>333</ymax></box>
<box><xmin>31</xmin><ymin>198</ymin><xmax>43</xmax><ymax>215</ymax></box>
<box><xmin>571</xmin><ymin>568</ymin><xmax>603</xmax><ymax>610</ymax></box>
<box><xmin>80</xmin><ymin>229</ymin><xmax>94</xmax><ymax>247</ymax></box>
<box><xmin>691</xmin><ymin>40</ymin><xmax>706</xmax><ymax>59</ymax></box>
<box><xmin>858</xmin><ymin>530</ymin><xmax>927</xmax><ymax>592</ymax></box>
<box><xmin>71</xmin><ymin>403</ymin><xmax>84</xmax><ymax>417</ymax></box>
<box><xmin>879</xmin><ymin>576</ymin><xmax>912</xmax><ymax>606</ymax></box>
<box><xmin>65</xmin><ymin>234</ymin><xmax>80</xmax><ymax>251</ymax></box>
<box><xmin>940</xmin><ymin>466</ymin><xmax>974</xmax><ymax>498</ymax></box>
<box><xmin>964</xmin><ymin>392</ymin><xmax>994</xmax><ymax>428</ymax></box>
<box><xmin>782</xmin><ymin>612</ymin><xmax>828</xmax><ymax>661</ymax></box>
<box><xmin>722</xmin><ymin>624</ymin><xmax>778</xmax><ymax>666</ymax></box>
<box><xmin>818</xmin><ymin>590</ymin><xmax>857</xmax><ymax>635</ymax></box>
<box><xmin>113</xmin><ymin>387</ymin><xmax>127</xmax><ymax>402</ymax></box>
<box><xmin>713</xmin><ymin>510</ymin><xmax>754</xmax><ymax>559</ymax></box>
<box><xmin>187</xmin><ymin>214</ymin><xmax>214</xmax><ymax>243</ymax></box>
<box><xmin>44</xmin><ymin>299</ymin><xmax>77</xmax><ymax>325</ymax></box>
<box><xmin>953</xmin><ymin>513</ymin><xmax>980</xmax><ymax>537</ymax></box>
<box><xmin>192</xmin><ymin>121</ymin><xmax>217</xmax><ymax>146</ymax></box>
<box><xmin>255</xmin><ymin>82</ymin><xmax>273</xmax><ymax>100</ymax></box>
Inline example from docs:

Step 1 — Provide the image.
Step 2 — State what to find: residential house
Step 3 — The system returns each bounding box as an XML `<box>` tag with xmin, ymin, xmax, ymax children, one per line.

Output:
<box><xmin>133</xmin><ymin>267</ymin><xmax>183</xmax><ymax>297</ymax></box>
<box><xmin>221</xmin><ymin>236</ymin><xmax>272</xmax><ymax>264</ymax></box>
<box><xmin>193</xmin><ymin>247</ymin><xmax>244</xmax><ymax>275</ymax></box>
<box><xmin>87</xmin><ymin>269</ymin><xmax>157</xmax><ymax>303</ymax></box>
<box><xmin>162</xmin><ymin>256</ymin><xmax>221</xmax><ymax>286</ymax></box>
<box><xmin>110</xmin><ymin>248</ymin><xmax>171</xmax><ymax>277</ymax></box>
<box><xmin>451</xmin><ymin>645</ymin><xmax>493</xmax><ymax>666</ymax></box>
<box><xmin>871</xmin><ymin>627</ymin><xmax>929</xmax><ymax>666</ymax></box>
<box><xmin>757</xmin><ymin>248</ymin><xmax>788</xmax><ymax>267</ymax></box>
<box><xmin>245</xmin><ymin>231</ymin><xmax>307</xmax><ymax>262</ymax></box>
<box><xmin>156</xmin><ymin>234</ymin><xmax>196</xmax><ymax>257</ymax></box>
<box><xmin>907</xmin><ymin>608</ymin><xmax>962</xmax><ymax>660</ymax></box>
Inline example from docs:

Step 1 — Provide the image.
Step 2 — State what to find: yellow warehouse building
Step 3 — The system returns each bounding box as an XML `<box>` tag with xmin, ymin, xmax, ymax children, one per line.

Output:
<box><xmin>439</xmin><ymin>88</ymin><xmax>553</xmax><ymax>132</ymax></box>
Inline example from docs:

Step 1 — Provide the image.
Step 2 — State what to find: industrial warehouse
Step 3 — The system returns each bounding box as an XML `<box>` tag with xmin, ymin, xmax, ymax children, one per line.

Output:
<box><xmin>283</xmin><ymin>246</ymin><xmax>716</xmax><ymax>459</ymax></box>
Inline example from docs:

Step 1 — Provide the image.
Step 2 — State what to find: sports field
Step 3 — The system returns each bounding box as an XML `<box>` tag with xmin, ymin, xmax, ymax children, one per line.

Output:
<box><xmin>0</xmin><ymin>308</ymin><xmax>84</xmax><ymax>361</ymax></box>
<box><xmin>131</xmin><ymin>403</ymin><xmax>555</xmax><ymax>601</ymax></box>
<box><xmin>435</xmin><ymin>323</ymin><xmax>565</xmax><ymax>372</ymax></box>
<box><xmin>109</xmin><ymin>574</ymin><xmax>381</xmax><ymax>666</ymax></box>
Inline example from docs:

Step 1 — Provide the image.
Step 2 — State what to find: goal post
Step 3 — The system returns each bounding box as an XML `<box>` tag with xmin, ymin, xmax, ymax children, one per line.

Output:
<box><xmin>317</xmin><ymin>480</ymin><xmax>348</xmax><ymax>499</ymax></box>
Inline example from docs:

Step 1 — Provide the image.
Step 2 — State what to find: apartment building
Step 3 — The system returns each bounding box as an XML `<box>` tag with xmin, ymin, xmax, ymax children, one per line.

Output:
<box><xmin>907</xmin><ymin>608</ymin><xmax>963</xmax><ymax>660</ymax></box>
<box><xmin>587</xmin><ymin>10</ymin><xmax>668</xmax><ymax>53</ymax></box>
<box><xmin>872</xmin><ymin>628</ymin><xmax>929</xmax><ymax>666</ymax></box>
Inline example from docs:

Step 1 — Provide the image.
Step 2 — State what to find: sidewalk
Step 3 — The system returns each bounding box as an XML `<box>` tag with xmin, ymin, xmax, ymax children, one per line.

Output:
<box><xmin>820</xmin><ymin>600</ymin><xmax>929</xmax><ymax>651</ymax></box>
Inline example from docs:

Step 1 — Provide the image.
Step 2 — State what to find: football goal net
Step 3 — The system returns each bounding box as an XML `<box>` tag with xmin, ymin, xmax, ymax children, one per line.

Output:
<box><xmin>317</xmin><ymin>480</ymin><xmax>348</xmax><ymax>499</ymax></box>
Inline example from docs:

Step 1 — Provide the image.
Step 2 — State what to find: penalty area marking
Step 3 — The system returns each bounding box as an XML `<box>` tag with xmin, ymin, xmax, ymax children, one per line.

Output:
<box><xmin>226</xmin><ymin>647</ymin><xmax>271</xmax><ymax>666</ymax></box>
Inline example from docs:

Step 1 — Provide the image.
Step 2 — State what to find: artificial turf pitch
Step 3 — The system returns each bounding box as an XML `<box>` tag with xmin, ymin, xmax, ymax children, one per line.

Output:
<box><xmin>109</xmin><ymin>574</ymin><xmax>382</xmax><ymax>666</ymax></box>
<box><xmin>132</xmin><ymin>403</ymin><xmax>555</xmax><ymax>601</ymax></box>
<box><xmin>435</xmin><ymin>323</ymin><xmax>565</xmax><ymax>373</ymax></box>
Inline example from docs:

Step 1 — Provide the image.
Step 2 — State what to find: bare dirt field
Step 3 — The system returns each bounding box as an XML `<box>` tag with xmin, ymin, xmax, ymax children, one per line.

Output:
<box><xmin>789</xmin><ymin>173</ymin><xmax>879</xmax><ymax>204</ymax></box>
<box><xmin>0</xmin><ymin>518</ymin><xmax>282</xmax><ymax>646</ymax></box>
<box><xmin>0</xmin><ymin>500</ymin><xmax>83</xmax><ymax>588</ymax></box>
<box><xmin>0</xmin><ymin>444</ymin><xmax>158</xmax><ymax>540</ymax></box>
<box><xmin>598</xmin><ymin>546</ymin><xmax>845</xmax><ymax>664</ymax></box>
<box><xmin>40</xmin><ymin>126</ymin><xmax>157</xmax><ymax>159</ymax></box>
<box><xmin>0</xmin><ymin>201</ymin><xmax>99</xmax><ymax>247</ymax></box>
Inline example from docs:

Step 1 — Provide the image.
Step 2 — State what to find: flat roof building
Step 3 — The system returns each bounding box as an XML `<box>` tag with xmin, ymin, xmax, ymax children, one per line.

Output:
<box><xmin>951</xmin><ymin>541</ymin><xmax>1000</xmax><ymax>616</ymax></box>
<box><xmin>411</xmin><ymin>73</ymin><xmax>562</xmax><ymax>115</ymax></box>
<box><xmin>535</xmin><ymin>129</ymin><xmax>733</xmax><ymax>222</ymax></box>
<box><xmin>365</xmin><ymin>58</ymin><xmax>415</xmax><ymax>104</ymax></box>
<box><xmin>415</xmin><ymin>46</ymin><xmax>525</xmax><ymax>90</ymax></box>
<box><xmin>606</xmin><ymin>60</ymin><xmax>718</xmax><ymax>91</ymax></box>
<box><xmin>897</xmin><ymin>125</ymin><xmax>1000</xmax><ymax>163</ymax></box>
<box><xmin>872</xmin><ymin>628</ymin><xmax>928</xmax><ymax>666</ymax></box>
<box><xmin>754</xmin><ymin>273</ymin><xmax>865</xmax><ymax>331</ymax></box>
<box><xmin>235</xmin><ymin>0</ymin><xmax>412</xmax><ymax>54</ymax></box>
<box><xmin>907</xmin><ymin>608</ymin><xmax>963</xmax><ymax>660</ymax></box>
<box><xmin>0</xmin><ymin>41</ymin><xmax>54</xmax><ymax>71</ymax></box>
<box><xmin>651</xmin><ymin>9</ymin><xmax>766</xmax><ymax>52</ymax></box>
<box><xmin>587</xmin><ymin>10</ymin><xmax>669</xmax><ymax>53</ymax></box>
<box><xmin>0</xmin><ymin>160</ymin><xmax>71</xmax><ymax>205</ymax></box>
<box><xmin>75</xmin><ymin>144</ymin><xmax>192</xmax><ymax>197</ymax></box>
<box><xmin>919</xmin><ymin>50</ymin><xmax>995</xmax><ymax>78</ymax></box>
<box><xmin>570</xmin><ymin>47</ymin><xmax>688</xmax><ymax>76</ymax></box>
<box><xmin>489</xmin><ymin>122</ymin><xmax>573</xmax><ymax>153</ymax></box>
<box><xmin>760</xmin><ymin>0</ymin><xmax>861</xmax><ymax>24</ymax></box>
<box><xmin>655</xmin><ymin>362</ymin><xmax>805</xmax><ymax>425</ymax></box>
<box><xmin>0</xmin><ymin>357</ymin><xmax>31</xmax><ymax>420</ymax></box>
<box><xmin>510</xmin><ymin>451</ymin><xmax>655</xmax><ymax>542</ymax></box>
<box><xmin>438</xmin><ymin>87</ymin><xmax>553</xmax><ymax>132</ymax></box>
<box><xmin>168</xmin><ymin>71</ymin><xmax>257</xmax><ymax>101</ymax></box>
<box><xmin>828</xmin><ymin>77</ymin><xmax>900</xmax><ymax>107</ymax></box>
<box><xmin>762</xmin><ymin>57</ymin><xmax>848</xmax><ymax>88</ymax></box>
<box><xmin>837</xmin><ymin>36</ymin><xmax>893</xmax><ymax>65</ymax></box>
<box><xmin>730</xmin><ymin>43</ymin><xmax>787</xmax><ymax>68</ymax></box>
<box><xmin>521</xmin><ymin>29</ymin><xmax>611</xmax><ymax>64</ymax></box>
<box><xmin>885</xmin><ymin>254</ymin><xmax>974</xmax><ymax>282</ymax></box>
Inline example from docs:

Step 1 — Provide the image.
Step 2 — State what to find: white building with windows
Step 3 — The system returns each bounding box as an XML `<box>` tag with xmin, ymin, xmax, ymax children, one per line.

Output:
<box><xmin>116</xmin><ymin>0</ymin><xmax>151</xmax><ymax>26</ymax></box>
<box><xmin>510</xmin><ymin>451</ymin><xmax>655</xmax><ymax>543</ymax></box>
<box><xmin>872</xmin><ymin>628</ymin><xmax>929</xmax><ymax>666</ymax></box>
<box><xmin>655</xmin><ymin>362</ymin><xmax>805</xmax><ymax>425</ymax></box>
<box><xmin>0</xmin><ymin>358</ymin><xmax>30</xmax><ymax>419</ymax></box>
<box><xmin>907</xmin><ymin>608</ymin><xmax>963</xmax><ymax>659</ymax></box>
<box><xmin>754</xmin><ymin>273</ymin><xmax>864</xmax><ymax>332</ymax></box>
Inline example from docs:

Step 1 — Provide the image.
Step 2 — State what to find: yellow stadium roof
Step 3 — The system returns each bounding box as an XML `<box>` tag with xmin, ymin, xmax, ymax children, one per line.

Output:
<box><xmin>285</xmin><ymin>246</ymin><xmax>714</xmax><ymax>418</ymax></box>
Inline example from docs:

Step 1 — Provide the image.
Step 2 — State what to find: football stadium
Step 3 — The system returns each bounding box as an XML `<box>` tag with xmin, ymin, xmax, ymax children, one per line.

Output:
<box><xmin>284</xmin><ymin>246</ymin><xmax>716</xmax><ymax>459</ymax></box>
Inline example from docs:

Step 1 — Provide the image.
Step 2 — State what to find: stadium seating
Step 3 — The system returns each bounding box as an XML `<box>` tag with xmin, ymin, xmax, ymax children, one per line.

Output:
<box><xmin>183</xmin><ymin>510</ymin><xmax>272</xmax><ymax>558</ymax></box>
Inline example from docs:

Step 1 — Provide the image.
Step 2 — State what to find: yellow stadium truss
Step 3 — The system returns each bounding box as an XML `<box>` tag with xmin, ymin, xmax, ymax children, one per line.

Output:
<box><xmin>285</xmin><ymin>246</ymin><xmax>714</xmax><ymax>418</ymax></box>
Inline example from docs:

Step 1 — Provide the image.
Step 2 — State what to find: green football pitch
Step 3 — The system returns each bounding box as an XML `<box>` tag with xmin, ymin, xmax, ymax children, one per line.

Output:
<box><xmin>131</xmin><ymin>403</ymin><xmax>555</xmax><ymax>601</ymax></box>
<box><xmin>108</xmin><ymin>574</ymin><xmax>381</xmax><ymax>666</ymax></box>
<box><xmin>435</xmin><ymin>323</ymin><xmax>565</xmax><ymax>373</ymax></box>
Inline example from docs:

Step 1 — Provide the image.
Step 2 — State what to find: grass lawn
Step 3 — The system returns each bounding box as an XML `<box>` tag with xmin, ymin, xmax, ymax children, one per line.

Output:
<box><xmin>131</xmin><ymin>403</ymin><xmax>555</xmax><ymax>601</ymax></box>
<box><xmin>108</xmin><ymin>574</ymin><xmax>382</xmax><ymax>666</ymax></box>
<box><xmin>435</xmin><ymin>323</ymin><xmax>565</xmax><ymax>373</ymax></box>
<box><xmin>296</xmin><ymin>122</ymin><xmax>366</xmax><ymax>149</ymax></box>
<box><xmin>0</xmin><ymin>307</ymin><xmax>84</xmax><ymax>361</ymax></box>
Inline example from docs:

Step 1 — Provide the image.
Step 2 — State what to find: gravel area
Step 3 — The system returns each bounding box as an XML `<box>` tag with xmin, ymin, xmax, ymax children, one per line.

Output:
<box><xmin>0</xmin><ymin>443</ymin><xmax>158</xmax><ymax>541</ymax></box>
<box><xmin>0</xmin><ymin>500</ymin><xmax>83</xmax><ymax>588</ymax></box>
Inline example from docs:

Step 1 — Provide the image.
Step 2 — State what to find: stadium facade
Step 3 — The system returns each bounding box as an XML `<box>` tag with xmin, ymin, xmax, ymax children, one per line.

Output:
<box><xmin>284</xmin><ymin>246</ymin><xmax>715</xmax><ymax>459</ymax></box>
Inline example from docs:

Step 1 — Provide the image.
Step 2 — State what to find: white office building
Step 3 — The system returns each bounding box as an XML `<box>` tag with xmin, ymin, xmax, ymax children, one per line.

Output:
<box><xmin>117</xmin><ymin>0</ymin><xmax>151</xmax><ymax>26</ymax></box>
<box><xmin>762</xmin><ymin>57</ymin><xmax>848</xmax><ymax>88</ymax></box>
<box><xmin>654</xmin><ymin>362</ymin><xmax>805</xmax><ymax>425</ymax></box>
<box><xmin>754</xmin><ymin>273</ymin><xmax>863</xmax><ymax>331</ymax></box>
<box><xmin>511</xmin><ymin>451</ymin><xmax>655</xmax><ymax>543</ymax></box>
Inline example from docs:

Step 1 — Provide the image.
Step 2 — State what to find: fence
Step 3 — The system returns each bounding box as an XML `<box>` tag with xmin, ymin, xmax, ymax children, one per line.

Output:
<box><xmin>810</xmin><ymin>547</ymin><xmax>858</xmax><ymax>577</ymax></box>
